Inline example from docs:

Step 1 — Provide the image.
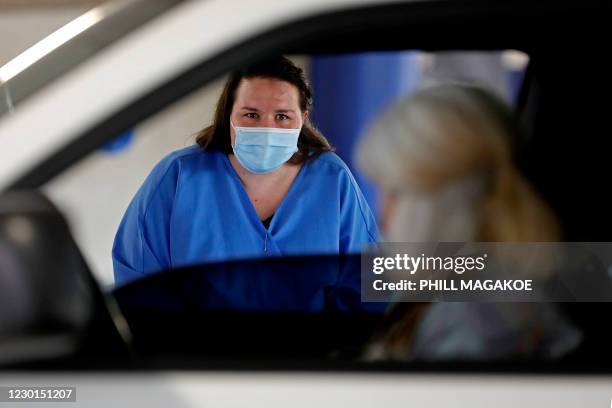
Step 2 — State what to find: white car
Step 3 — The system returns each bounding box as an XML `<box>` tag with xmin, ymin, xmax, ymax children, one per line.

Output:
<box><xmin>0</xmin><ymin>0</ymin><xmax>611</xmax><ymax>407</ymax></box>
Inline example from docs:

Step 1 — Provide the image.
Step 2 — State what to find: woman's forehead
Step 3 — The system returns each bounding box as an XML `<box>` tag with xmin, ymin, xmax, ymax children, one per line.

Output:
<box><xmin>234</xmin><ymin>77</ymin><xmax>300</xmax><ymax>109</ymax></box>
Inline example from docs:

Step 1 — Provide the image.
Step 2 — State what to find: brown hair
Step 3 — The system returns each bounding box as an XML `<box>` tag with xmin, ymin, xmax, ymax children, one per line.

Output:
<box><xmin>195</xmin><ymin>56</ymin><xmax>333</xmax><ymax>163</ymax></box>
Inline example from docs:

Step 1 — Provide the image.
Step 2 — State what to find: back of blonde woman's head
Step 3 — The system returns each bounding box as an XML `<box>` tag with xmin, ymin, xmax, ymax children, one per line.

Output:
<box><xmin>356</xmin><ymin>84</ymin><xmax>559</xmax><ymax>242</ymax></box>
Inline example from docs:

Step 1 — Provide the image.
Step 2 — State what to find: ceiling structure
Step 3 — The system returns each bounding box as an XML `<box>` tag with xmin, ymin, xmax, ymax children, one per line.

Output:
<box><xmin>0</xmin><ymin>0</ymin><xmax>103</xmax><ymax>7</ymax></box>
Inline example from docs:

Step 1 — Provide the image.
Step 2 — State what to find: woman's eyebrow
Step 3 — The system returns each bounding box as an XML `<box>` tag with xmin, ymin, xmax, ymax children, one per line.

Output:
<box><xmin>239</xmin><ymin>107</ymin><xmax>296</xmax><ymax>114</ymax></box>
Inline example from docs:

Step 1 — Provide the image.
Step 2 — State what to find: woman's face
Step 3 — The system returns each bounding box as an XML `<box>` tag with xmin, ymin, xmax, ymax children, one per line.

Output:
<box><xmin>230</xmin><ymin>77</ymin><xmax>307</xmax><ymax>146</ymax></box>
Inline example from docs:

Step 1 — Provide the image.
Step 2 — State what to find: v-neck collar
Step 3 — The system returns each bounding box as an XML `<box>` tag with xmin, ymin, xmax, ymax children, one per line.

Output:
<box><xmin>221</xmin><ymin>153</ymin><xmax>309</xmax><ymax>235</ymax></box>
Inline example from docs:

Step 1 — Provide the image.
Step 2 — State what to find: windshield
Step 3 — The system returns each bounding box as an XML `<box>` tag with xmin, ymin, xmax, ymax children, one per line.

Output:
<box><xmin>0</xmin><ymin>0</ymin><xmax>183</xmax><ymax>119</ymax></box>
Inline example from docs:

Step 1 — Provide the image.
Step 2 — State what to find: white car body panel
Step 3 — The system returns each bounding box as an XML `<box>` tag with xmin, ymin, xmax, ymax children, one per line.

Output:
<box><xmin>1</xmin><ymin>372</ymin><xmax>611</xmax><ymax>407</ymax></box>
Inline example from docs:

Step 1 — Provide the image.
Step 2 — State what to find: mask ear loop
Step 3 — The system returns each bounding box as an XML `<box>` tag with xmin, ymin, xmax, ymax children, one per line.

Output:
<box><xmin>229</xmin><ymin>120</ymin><xmax>238</xmax><ymax>148</ymax></box>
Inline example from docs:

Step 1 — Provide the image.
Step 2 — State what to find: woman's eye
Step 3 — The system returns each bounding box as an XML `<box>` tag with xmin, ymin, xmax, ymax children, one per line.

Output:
<box><xmin>276</xmin><ymin>114</ymin><xmax>289</xmax><ymax>121</ymax></box>
<box><xmin>244</xmin><ymin>112</ymin><xmax>259</xmax><ymax>119</ymax></box>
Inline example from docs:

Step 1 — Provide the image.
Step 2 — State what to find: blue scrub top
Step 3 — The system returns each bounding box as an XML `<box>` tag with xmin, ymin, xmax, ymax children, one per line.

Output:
<box><xmin>113</xmin><ymin>145</ymin><xmax>379</xmax><ymax>286</ymax></box>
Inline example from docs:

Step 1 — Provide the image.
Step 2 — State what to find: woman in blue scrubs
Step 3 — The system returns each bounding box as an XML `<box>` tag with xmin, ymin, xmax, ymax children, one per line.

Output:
<box><xmin>113</xmin><ymin>57</ymin><xmax>379</xmax><ymax>286</ymax></box>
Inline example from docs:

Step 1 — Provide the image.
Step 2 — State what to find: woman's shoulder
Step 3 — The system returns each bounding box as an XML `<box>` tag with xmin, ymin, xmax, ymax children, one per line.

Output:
<box><xmin>136</xmin><ymin>145</ymin><xmax>221</xmax><ymax>205</ymax></box>
<box><xmin>151</xmin><ymin>145</ymin><xmax>222</xmax><ymax>177</ymax></box>
<box><xmin>309</xmin><ymin>151</ymin><xmax>379</xmax><ymax>240</ymax></box>
<box><xmin>310</xmin><ymin>151</ymin><xmax>363</xmax><ymax>188</ymax></box>
<box><xmin>310</xmin><ymin>151</ymin><xmax>353</xmax><ymax>175</ymax></box>
<box><xmin>156</xmin><ymin>144</ymin><xmax>208</xmax><ymax>167</ymax></box>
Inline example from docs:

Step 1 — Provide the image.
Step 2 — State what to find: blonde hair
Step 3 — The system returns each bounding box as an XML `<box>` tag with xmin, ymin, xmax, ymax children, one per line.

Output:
<box><xmin>356</xmin><ymin>84</ymin><xmax>559</xmax><ymax>242</ymax></box>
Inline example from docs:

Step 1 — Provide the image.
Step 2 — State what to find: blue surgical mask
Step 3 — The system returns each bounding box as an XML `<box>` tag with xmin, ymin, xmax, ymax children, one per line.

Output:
<box><xmin>231</xmin><ymin>121</ymin><xmax>300</xmax><ymax>174</ymax></box>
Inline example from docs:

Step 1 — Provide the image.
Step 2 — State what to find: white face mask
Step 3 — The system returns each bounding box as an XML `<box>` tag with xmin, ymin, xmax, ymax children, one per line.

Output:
<box><xmin>231</xmin><ymin>121</ymin><xmax>301</xmax><ymax>174</ymax></box>
<box><xmin>383</xmin><ymin>175</ymin><xmax>486</xmax><ymax>243</ymax></box>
